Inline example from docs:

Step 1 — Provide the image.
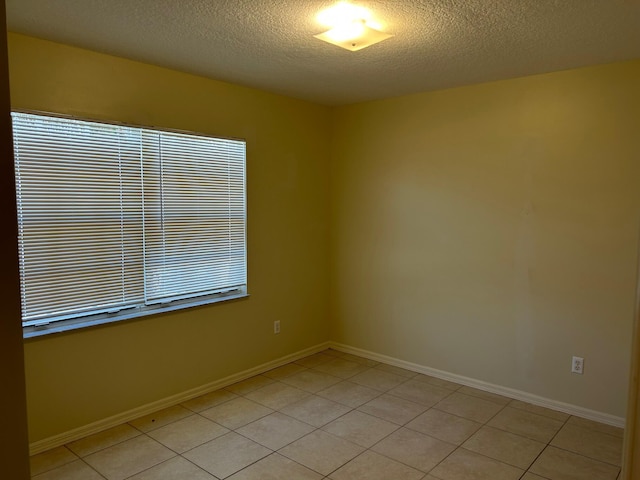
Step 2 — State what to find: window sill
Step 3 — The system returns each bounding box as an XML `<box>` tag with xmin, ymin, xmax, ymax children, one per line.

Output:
<box><xmin>23</xmin><ymin>292</ymin><xmax>250</xmax><ymax>339</ymax></box>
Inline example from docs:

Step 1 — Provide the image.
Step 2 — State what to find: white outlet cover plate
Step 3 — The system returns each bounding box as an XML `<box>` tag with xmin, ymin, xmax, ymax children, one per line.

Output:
<box><xmin>571</xmin><ymin>356</ymin><xmax>584</xmax><ymax>374</ymax></box>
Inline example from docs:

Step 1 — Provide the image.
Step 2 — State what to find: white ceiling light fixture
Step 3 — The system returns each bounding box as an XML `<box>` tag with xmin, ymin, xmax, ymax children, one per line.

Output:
<box><xmin>314</xmin><ymin>2</ymin><xmax>393</xmax><ymax>52</ymax></box>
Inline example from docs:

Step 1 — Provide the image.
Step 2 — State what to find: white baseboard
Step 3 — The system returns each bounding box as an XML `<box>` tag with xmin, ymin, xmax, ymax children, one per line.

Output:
<box><xmin>31</xmin><ymin>339</ymin><xmax>625</xmax><ymax>455</ymax></box>
<box><xmin>29</xmin><ymin>341</ymin><xmax>331</xmax><ymax>455</ymax></box>
<box><xmin>330</xmin><ymin>342</ymin><xmax>626</xmax><ymax>429</ymax></box>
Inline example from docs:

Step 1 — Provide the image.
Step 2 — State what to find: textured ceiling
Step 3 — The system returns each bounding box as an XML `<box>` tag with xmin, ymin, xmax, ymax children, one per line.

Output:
<box><xmin>6</xmin><ymin>0</ymin><xmax>640</xmax><ymax>106</ymax></box>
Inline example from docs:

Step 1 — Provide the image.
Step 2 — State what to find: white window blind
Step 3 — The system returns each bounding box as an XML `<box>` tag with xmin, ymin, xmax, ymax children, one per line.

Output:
<box><xmin>141</xmin><ymin>130</ymin><xmax>246</xmax><ymax>304</ymax></box>
<box><xmin>12</xmin><ymin>112</ymin><xmax>246</xmax><ymax>330</ymax></box>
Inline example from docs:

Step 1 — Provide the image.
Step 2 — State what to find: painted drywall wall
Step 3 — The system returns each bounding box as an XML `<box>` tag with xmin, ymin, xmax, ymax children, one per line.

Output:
<box><xmin>8</xmin><ymin>33</ymin><xmax>331</xmax><ymax>442</ymax></box>
<box><xmin>330</xmin><ymin>60</ymin><xmax>640</xmax><ymax>418</ymax></box>
<box><xmin>0</xmin><ymin>12</ymin><xmax>30</xmax><ymax>479</ymax></box>
<box><xmin>8</xmin><ymin>31</ymin><xmax>639</xmax><ymax>443</ymax></box>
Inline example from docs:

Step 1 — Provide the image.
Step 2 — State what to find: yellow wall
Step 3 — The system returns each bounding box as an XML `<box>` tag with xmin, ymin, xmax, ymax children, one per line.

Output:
<box><xmin>8</xmin><ymin>33</ymin><xmax>332</xmax><ymax>442</ymax></box>
<box><xmin>9</xmin><ymin>31</ymin><xmax>640</xmax><ymax>442</ymax></box>
<box><xmin>330</xmin><ymin>60</ymin><xmax>640</xmax><ymax>418</ymax></box>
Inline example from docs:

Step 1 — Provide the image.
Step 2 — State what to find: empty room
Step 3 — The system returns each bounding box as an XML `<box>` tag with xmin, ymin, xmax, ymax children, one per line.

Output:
<box><xmin>2</xmin><ymin>1</ymin><xmax>640</xmax><ymax>479</ymax></box>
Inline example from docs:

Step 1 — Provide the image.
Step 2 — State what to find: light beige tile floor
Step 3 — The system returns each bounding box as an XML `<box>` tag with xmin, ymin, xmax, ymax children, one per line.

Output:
<box><xmin>30</xmin><ymin>349</ymin><xmax>625</xmax><ymax>480</ymax></box>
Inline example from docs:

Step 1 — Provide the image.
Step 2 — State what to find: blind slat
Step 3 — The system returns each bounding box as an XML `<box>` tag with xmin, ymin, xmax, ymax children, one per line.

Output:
<box><xmin>12</xmin><ymin>112</ymin><xmax>247</xmax><ymax>325</ymax></box>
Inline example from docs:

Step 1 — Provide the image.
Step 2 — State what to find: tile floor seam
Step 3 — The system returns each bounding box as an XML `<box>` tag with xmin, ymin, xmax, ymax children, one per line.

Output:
<box><xmin>349</xmin><ymin>385</ymin><xmax>392</xmax><ymax>413</ymax></box>
<box><xmin>140</xmin><ymin>430</ymin><xmax>186</xmax><ymax>457</ymax></box>
<box><xmin>275</xmin><ymin>399</ymin><xmax>357</xmax><ymax>430</ymax></box>
<box><xmin>402</xmin><ymin>406</ymin><xmax>483</xmax><ymax>442</ymax></box>
<box><xmin>84</xmin><ymin>434</ymin><xmax>178</xmax><ymax>480</ymax></box>
<box><xmin>484</xmin><ymin>401</ymin><xmax>508</xmax><ymax>425</ymax></box>
<box><xmin>443</xmin><ymin>445</ymin><xmax>528</xmax><ymax>477</ymax></box>
<box><xmin>325</xmin><ymin>408</ymin><xmax>403</xmax><ymax>446</ymax></box>
<box><xmin>387</xmin><ymin>381</ymin><xmax>458</xmax><ymax>414</ymax></box>
<box><xmin>320</xmin><ymin>449</ymin><xmax>371</xmax><ymax>479</ymax></box>
<box><xmin>181</xmin><ymin>394</ymin><xmax>240</xmax><ymax>414</ymax></box>
<box><xmin>485</xmin><ymin>406</ymin><xmax>567</xmax><ymax>445</ymax></box>
<box><xmin>528</xmin><ymin>447</ymin><xmax>622</xmax><ymax>480</ymax></box>
<box><xmin>317</xmin><ymin>379</ymin><xmax>394</xmax><ymax>413</ymax></box>
<box><xmin>78</xmin><ymin>457</ymin><xmax>109</xmax><ymax>480</ymax></box>
<box><xmin>550</xmin><ymin>413</ymin><xmax>572</xmax><ymax>439</ymax></box>
<box><xmin>355</xmin><ymin>398</ymin><xmax>430</xmax><ymax>427</ymax></box>
<box><xmin>343</xmin><ymin>449</ymin><xmax>428</xmax><ymax>479</ymax></box>
<box><xmin>120</xmin><ymin>456</ymin><xmax>169</xmax><ymax>480</ymax></box>
<box><xmin>521</xmin><ymin>470</ymin><xmax>551</xmax><ymax>480</ymax></box>
<box><xmin>348</xmin><ymin>378</ymin><xmax>404</xmax><ymax>394</ymax></box>
<box><xmin>282</xmin><ymin>369</ymin><xmax>346</xmax><ymax>387</ymax></box>
<box><xmin>407</xmin><ymin>409</ymin><xmax>554</xmax><ymax>479</ymax></box>
<box><xmin>434</xmin><ymin>387</ymin><xmax>458</xmax><ymax>406</ymax></box>
<box><xmin>214</xmin><ymin>450</ymin><xmax>281</xmax><ymax>480</ymax></box>
<box><xmin>194</xmin><ymin>410</ymin><xmax>230</xmax><ymax>427</ymax></box>
<box><xmin>460</xmin><ymin>427</ymin><xmax>544</xmax><ymax>471</ymax></box>
<box><xmin>545</xmin><ymin>443</ymin><xmax>623</xmax><ymax>469</ymax></box>
<box><xmin>230</xmin><ymin>407</ymin><xmax>366</xmax><ymax>478</ymax></box>
<box><xmin>526</xmin><ymin>443</ymin><xmax>622</xmax><ymax>479</ymax></box>
<box><xmin>266</xmin><ymin>449</ymin><xmax>344</xmax><ymax>480</ymax></box>
<box><xmin>232</xmin><ymin>417</ymin><xmax>301</xmax><ymax>452</ymax></box>
<box><xmin>314</xmin><ymin>379</ymin><xmax>384</xmax><ymax>406</ymax></box>
<box><xmin>456</xmin><ymin>391</ymin><xmax>513</xmax><ymax>426</ymax></box>
<box><xmin>31</xmin><ymin>446</ymin><xmax>78</xmax><ymax>477</ymax></box>
<box><xmin>365</xmin><ymin>434</ymin><xmax>454</xmax><ymax>476</ymax></box>
<box><xmin>126</xmin><ymin>410</ymin><xmax>196</xmax><ymax>435</ymax></box>
<box><xmin>223</xmin><ymin>376</ymin><xmax>276</xmax><ymax>396</ymax></box>
<box><xmin>309</xmin><ymin>363</ymin><xmax>373</xmax><ymax>380</ymax></box>
<box><xmin>507</xmin><ymin>399</ymin><xmax>572</xmax><ymax>423</ymax></box>
<box><xmin>277</xmin><ymin>430</ymin><xmax>357</xmax><ymax>479</ymax></box>
<box><xmin>66</xmin><ymin>426</ymin><xmax>144</xmax><ymax>459</ymax></box>
<box><xmin>264</xmin><ymin>365</ymin><xmax>309</xmax><ymax>378</ymax></box>
<box><xmin>30</xmin><ymin>350</ymin><xmax>625</xmax><ymax>480</ymax></box>
<box><xmin>230</xmin><ymin>380</ymin><xmax>279</xmax><ymax>398</ymax></box>
<box><xmin>562</xmin><ymin>421</ymin><xmax>626</xmax><ymax>440</ymax></box>
<box><xmin>404</xmin><ymin>424</ymin><xmax>460</xmax><ymax>450</ymax></box>
<box><xmin>434</xmin><ymin>390</ymin><xmax>508</xmax><ymax>425</ymax></box>
<box><xmin>160</xmin><ymin>422</ymin><xmax>234</xmax><ymax>457</ymax></box>
<box><xmin>385</xmin><ymin>383</ymin><xmax>456</xmax><ymax>406</ymax></box>
<box><xmin>175</xmin><ymin>454</ymin><xmax>223</xmax><ymax>480</ymax></box>
<box><xmin>240</xmin><ymin>382</ymin><xmax>311</xmax><ymax>410</ymax></box>
<box><xmin>520</xmin><ymin>412</ymin><xmax>572</xmax><ymax>479</ymax></box>
<box><xmin>428</xmin><ymin>400</ymin><xmax>499</xmax><ymax>426</ymax></box>
<box><xmin>363</xmin><ymin>413</ymin><xmax>403</xmax><ymax>442</ymax></box>
<box><xmin>412</xmin><ymin>442</ymin><xmax>461</xmax><ymax>478</ymax></box>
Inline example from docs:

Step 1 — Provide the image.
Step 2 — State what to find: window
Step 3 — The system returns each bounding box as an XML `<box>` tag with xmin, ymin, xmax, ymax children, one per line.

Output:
<box><xmin>12</xmin><ymin>112</ymin><xmax>247</xmax><ymax>336</ymax></box>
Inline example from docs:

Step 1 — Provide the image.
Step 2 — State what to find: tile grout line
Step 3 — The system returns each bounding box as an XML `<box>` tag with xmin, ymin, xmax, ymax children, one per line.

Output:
<box><xmin>523</xmin><ymin>411</ymin><xmax>572</xmax><ymax>478</ymax></box>
<box><xmin>414</xmin><ymin>389</ymin><xmax>569</xmax><ymax>477</ymax></box>
<box><xmin>29</xmin><ymin>447</ymin><xmax>78</xmax><ymax>477</ymax></box>
<box><xmin>355</xmin><ymin>382</ymin><xmax>463</xmax><ymax>478</ymax></box>
<box><xmin>478</xmin><ymin>400</ymin><xmax>556</xmax><ymax>478</ymax></box>
<box><xmin>193</xmin><ymin>374</ymin><xmax>619</xmax><ymax>480</ymax></box>
<box><xmin>32</xmin><ymin>350</ymin><xmax>624</xmax><ymax>479</ymax></box>
<box><xmin>77</xmin><ymin>456</ymin><xmax>109</xmax><ymax>480</ymax></box>
<box><xmin>411</xmin><ymin>395</ymin><xmax>511</xmax><ymax>479</ymax></box>
<box><xmin>542</xmin><ymin>443</ymin><xmax>623</xmax><ymax>470</ymax></box>
<box><xmin>191</xmin><ymin>363</ymin><xmax>382</xmax><ymax>479</ymax></box>
<box><xmin>276</xmin><ymin>365</ymin><xmax>414</xmax><ymax>478</ymax></box>
<box><xmin>64</xmin><ymin>365</ymin><xmax>481</xmax><ymax>477</ymax></box>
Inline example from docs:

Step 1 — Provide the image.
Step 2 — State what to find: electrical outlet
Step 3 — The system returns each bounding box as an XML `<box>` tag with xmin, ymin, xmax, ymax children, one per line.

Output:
<box><xmin>274</xmin><ymin>320</ymin><xmax>280</xmax><ymax>334</ymax></box>
<box><xmin>571</xmin><ymin>356</ymin><xmax>584</xmax><ymax>375</ymax></box>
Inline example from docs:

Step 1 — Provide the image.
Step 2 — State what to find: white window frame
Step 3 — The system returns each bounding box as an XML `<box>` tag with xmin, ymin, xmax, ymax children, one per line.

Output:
<box><xmin>12</xmin><ymin>111</ymin><xmax>247</xmax><ymax>337</ymax></box>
